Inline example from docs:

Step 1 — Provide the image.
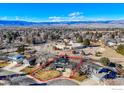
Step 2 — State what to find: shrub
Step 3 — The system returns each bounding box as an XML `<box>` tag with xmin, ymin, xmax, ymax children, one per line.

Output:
<box><xmin>17</xmin><ymin>45</ymin><xmax>25</xmax><ymax>53</ymax></box>
<box><xmin>95</xmin><ymin>51</ymin><xmax>102</xmax><ymax>57</ymax></box>
<box><xmin>76</xmin><ymin>36</ymin><xmax>83</xmax><ymax>43</ymax></box>
<box><xmin>116</xmin><ymin>44</ymin><xmax>124</xmax><ymax>55</ymax></box>
<box><xmin>83</xmin><ymin>39</ymin><xmax>90</xmax><ymax>46</ymax></box>
<box><xmin>100</xmin><ymin>57</ymin><xmax>110</xmax><ymax>66</ymax></box>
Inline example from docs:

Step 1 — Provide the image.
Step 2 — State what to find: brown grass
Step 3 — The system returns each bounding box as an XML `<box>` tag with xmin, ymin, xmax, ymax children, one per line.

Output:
<box><xmin>71</xmin><ymin>73</ymin><xmax>87</xmax><ymax>82</ymax></box>
<box><xmin>34</xmin><ymin>70</ymin><xmax>61</xmax><ymax>81</ymax></box>
<box><xmin>0</xmin><ymin>61</ymin><xmax>10</xmax><ymax>68</ymax></box>
<box><xmin>21</xmin><ymin>66</ymin><xmax>38</xmax><ymax>74</ymax></box>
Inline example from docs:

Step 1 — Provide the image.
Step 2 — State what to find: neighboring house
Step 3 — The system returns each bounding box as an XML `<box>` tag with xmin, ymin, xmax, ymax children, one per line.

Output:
<box><xmin>8</xmin><ymin>54</ymin><xmax>25</xmax><ymax>63</ymax></box>
<box><xmin>54</xmin><ymin>43</ymin><xmax>66</xmax><ymax>50</ymax></box>
<box><xmin>54</xmin><ymin>41</ymin><xmax>86</xmax><ymax>50</ymax></box>
<box><xmin>106</xmin><ymin>39</ymin><xmax>117</xmax><ymax>46</ymax></box>
<box><xmin>27</xmin><ymin>56</ymin><xmax>37</xmax><ymax>66</ymax></box>
<box><xmin>91</xmin><ymin>68</ymin><xmax>117</xmax><ymax>81</ymax></box>
<box><xmin>33</xmin><ymin>39</ymin><xmax>46</xmax><ymax>44</ymax></box>
<box><xmin>69</xmin><ymin>41</ymin><xmax>86</xmax><ymax>49</ymax></box>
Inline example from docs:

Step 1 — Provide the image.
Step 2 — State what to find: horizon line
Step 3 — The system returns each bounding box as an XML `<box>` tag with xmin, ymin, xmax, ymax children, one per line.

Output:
<box><xmin>0</xmin><ymin>19</ymin><xmax>122</xmax><ymax>23</ymax></box>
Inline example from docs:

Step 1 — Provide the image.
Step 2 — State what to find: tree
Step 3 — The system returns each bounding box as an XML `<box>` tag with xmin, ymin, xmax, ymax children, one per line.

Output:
<box><xmin>75</xmin><ymin>33</ymin><xmax>83</xmax><ymax>43</ymax></box>
<box><xmin>116</xmin><ymin>44</ymin><xmax>124</xmax><ymax>55</ymax></box>
<box><xmin>29</xmin><ymin>58</ymin><xmax>36</xmax><ymax>66</ymax></box>
<box><xmin>83</xmin><ymin>39</ymin><xmax>90</xmax><ymax>46</ymax></box>
<box><xmin>26</xmin><ymin>37</ymin><xmax>32</xmax><ymax>44</ymax></box>
<box><xmin>72</xmin><ymin>50</ymin><xmax>77</xmax><ymax>54</ymax></box>
<box><xmin>6</xmin><ymin>32</ymin><xmax>13</xmax><ymax>43</ymax></box>
<box><xmin>81</xmin><ymin>50</ymin><xmax>85</xmax><ymax>55</ymax></box>
<box><xmin>95</xmin><ymin>52</ymin><xmax>102</xmax><ymax>57</ymax></box>
<box><xmin>100</xmin><ymin>57</ymin><xmax>110</xmax><ymax>66</ymax></box>
<box><xmin>110</xmin><ymin>34</ymin><xmax>115</xmax><ymax>39</ymax></box>
<box><xmin>17</xmin><ymin>45</ymin><xmax>25</xmax><ymax>53</ymax></box>
<box><xmin>98</xmin><ymin>33</ymin><xmax>102</xmax><ymax>38</ymax></box>
<box><xmin>76</xmin><ymin>36</ymin><xmax>83</xmax><ymax>43</ymax></box>
<box><xmin>86</xmin><ymin>31</ymin><xmax>90</xmax><ymax>35</ymax></box>
<box><xmin>78</xmin><ymin>70</ymin><xmax>85</xmax><ymax>76</ymax></box>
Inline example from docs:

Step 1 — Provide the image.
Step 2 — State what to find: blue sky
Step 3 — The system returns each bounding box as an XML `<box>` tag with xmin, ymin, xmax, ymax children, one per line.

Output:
<box><xmin>0</xmin><ymin>3</ymin><xmax>124</xmax><ymax>22</ymax></box>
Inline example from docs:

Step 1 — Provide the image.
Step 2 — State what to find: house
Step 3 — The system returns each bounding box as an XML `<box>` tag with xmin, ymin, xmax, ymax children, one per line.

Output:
<box><xmin>98</xmin><ymin>68</ymin><xmax>117</xmax><ymax>79</ymax></box>
<box><xmin>69</xmin><ymin>41</ymin><xmax>86</xmax><ymax>49</ymax></box>
<box><xmin>90</xmin><ymin>67</ymin><xmax>118</xmax><ymax>81</ymax></box>
<box><xmin>33</xmin><ymin>39</ymin><xmax>46</xmax><ymax>44</ymax></box>
<box><xmin>27</xmin><ymin>56</ymin><xmax>37</xmax><ymax>66</ymax></box>
<box><xmin>106</xmin><ymin>39</ymin><xmax>117</xmax><ymax>46</ymax></box>
<box><xmin>8</xmin><ymin>54</ymin><xmax>25</xmax><ymax>63</ymax></box>
<box><xmin>54</xmin><ymin>40</ymin><xmax>86</xmax><ymax>50</ymax></box>
<box><xmin>54</xmin><ymin>43</ymin><xmax>66</xmax><ymax>50</ymax></box>
<box><xmin>53</xmin><ymin>56</ymin><xmax>70</xmax><ymax>71</ymax></box>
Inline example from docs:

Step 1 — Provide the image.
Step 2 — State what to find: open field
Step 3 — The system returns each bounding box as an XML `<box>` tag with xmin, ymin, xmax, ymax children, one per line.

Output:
<box><xmin>82</xmin><ymin>45</ymin><xmax>124</xmax><ymax>66</ymax></box>
<box><xmin>102</xmin><ymin>46</ymin><xmax>124</xmax><ymax>58</ymax></box>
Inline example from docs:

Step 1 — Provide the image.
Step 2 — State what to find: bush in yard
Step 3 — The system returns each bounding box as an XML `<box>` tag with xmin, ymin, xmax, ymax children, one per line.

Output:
<box><xmin>100</xmin><ymin>57</ymin><xmax>110</xmax><ymax>66</ymax></box>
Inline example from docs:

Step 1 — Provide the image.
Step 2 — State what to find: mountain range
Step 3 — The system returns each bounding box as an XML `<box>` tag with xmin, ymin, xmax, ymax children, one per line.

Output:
<box><xmin>0</xmin><ymin>20</ymin><xmax>124</xmax><ymax>27</ymax></box>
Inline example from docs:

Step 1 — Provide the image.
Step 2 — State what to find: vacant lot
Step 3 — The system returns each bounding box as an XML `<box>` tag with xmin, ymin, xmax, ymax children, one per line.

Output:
<box><xmin>102</xmin><ymin>46</ymin><xmax>124</xmax><ymax>58</ymax></box>
<box><xmin>33</xmin><ymin>70</ymin><xmax>61</xmax><ymax>81</ymax></box>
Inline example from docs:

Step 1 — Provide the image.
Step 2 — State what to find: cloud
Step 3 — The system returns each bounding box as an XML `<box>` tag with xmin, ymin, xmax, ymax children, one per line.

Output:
<box><xmin>0</xmin><ymin>11</ymin><xmax>121</xmax><ymax>22</ymax></box>
<box><xmin>15</xmin><ymin>16</ymin><xmax>21</xmax><ymax>20</ymax></box>
<box><xmin>0</xmin><ymin>16</ymin><xmax>23</xmax><ymax>21</ymax></box>
<box><xmin>48</xmin><ymin>16</ymin><xmax>62</xmax><ymax>22</ymax></box>
<box><xmin>48</xmin><ymin>11</ymin><xmax>84</xmax><ymax>22</ymax></box>
<box><xmin>0</xmin><ymin>16</ymin><xmax>40</xmax><ymax>22</ymax></box>
<box><xmin>0</xmin><ymin>16</ymin><xmax>8</xmax><ymax>20</ymax></box>
<box><xmin>68</xmin><ymin>12</ymin><xmax>83</xmax><ymax>18</ymax></box>
<box><xmin>1</xmin><ymin>12</ymin><xmax>84</xmax><ymax>22</ymax></box>
<box><xmin>48</xmin><ymin>11</ymin><xmax>120</xmax><ymax>22</ymax></box>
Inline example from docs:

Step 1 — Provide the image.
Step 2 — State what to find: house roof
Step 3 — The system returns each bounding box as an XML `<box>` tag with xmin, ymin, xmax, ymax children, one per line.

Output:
<box><xmin>107</xmin><ymin>39</ymin><xmax>117</xmax><ymax>43</ymax></box>
<box><xmin>8</xmin><ymin>54</ymin><xmax>25</xmax><ymax>62</ymax></box>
